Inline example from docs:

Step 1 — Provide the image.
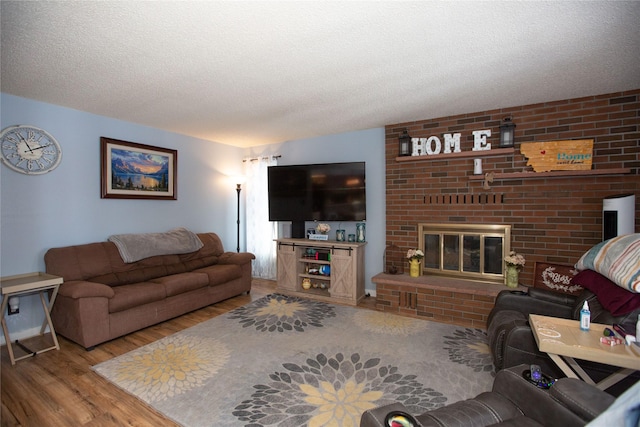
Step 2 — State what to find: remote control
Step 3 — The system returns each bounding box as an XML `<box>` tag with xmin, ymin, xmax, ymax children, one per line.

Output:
<box><xmin>530</xmin><ymin>364</ymin><xmax>542</xmax><ymax>382</ymax></box>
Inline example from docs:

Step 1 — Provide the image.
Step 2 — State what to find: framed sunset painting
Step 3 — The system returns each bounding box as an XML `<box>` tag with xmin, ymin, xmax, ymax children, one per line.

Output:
<box><xmin>100</xmin><ymin>137</ymin><xmax>177</xmax><ymax>200</ymax></box>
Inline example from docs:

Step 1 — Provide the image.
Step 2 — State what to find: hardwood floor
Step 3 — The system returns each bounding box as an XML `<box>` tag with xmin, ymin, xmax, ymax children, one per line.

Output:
<box><xmin>1</xmin><ymin>280</ymin><xmax>376</xmax><ymax>426</ymax></box>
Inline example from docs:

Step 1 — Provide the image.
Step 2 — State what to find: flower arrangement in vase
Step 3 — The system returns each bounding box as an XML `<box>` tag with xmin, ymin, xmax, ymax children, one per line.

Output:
<box><xmin>406</xmin><ymin>249</ymin><xmax>424</xmax><ymax>277</ymax></box>
<box><xmin>504</xmin><ymin>250</ymin><xmax>525</xmax><ymax>288</ymax></box>
<box><xmin>316</xmin><ymin>223</ymin><xmax>331</xmax><ymax>234</ymax></box>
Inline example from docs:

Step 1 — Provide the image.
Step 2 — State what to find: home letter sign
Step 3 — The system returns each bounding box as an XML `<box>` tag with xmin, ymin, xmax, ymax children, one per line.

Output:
<box><xmin>426</xmin><ymin>136</ymin><xmax>441</xmax><ymax>155</ymax></box>
<box><xmin>409</xmin><ymin>129</ymin><xmax>492</xmax><ymax>157</ymax></box>
<box><xmin>443</xmin><ymin>133</ymin><xmax>461</xmax><ymax>153</ymax></box>
<box><xmin>472</xmin><ymin>130</ymin><xmax>491</xmax><ymax>151</ymax></box>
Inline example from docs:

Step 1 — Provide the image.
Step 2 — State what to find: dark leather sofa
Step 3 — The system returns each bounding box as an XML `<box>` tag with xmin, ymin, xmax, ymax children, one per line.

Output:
<box><xmin>360</xmin><ymin>364</ymin><xmax>615</xmax><ymax>427</ymax></box>
<box><xmin>486</xmin><ymin>287</ymin><xmax>640</xmax><ymax>393</ymax></box>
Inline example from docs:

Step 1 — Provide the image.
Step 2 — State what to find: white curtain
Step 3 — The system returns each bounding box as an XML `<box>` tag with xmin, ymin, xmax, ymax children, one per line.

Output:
<box><xmin>244</xmin><ymin>156</ymin><xmax>278</xmax><ymax>279</ymax></box>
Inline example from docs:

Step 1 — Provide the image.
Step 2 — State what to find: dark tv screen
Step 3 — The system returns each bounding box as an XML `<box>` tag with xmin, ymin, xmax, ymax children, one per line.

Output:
<box><xmin>268</xmin><ymin>162</ymin><xmax>366</xmax><ymax>222</ymax></box>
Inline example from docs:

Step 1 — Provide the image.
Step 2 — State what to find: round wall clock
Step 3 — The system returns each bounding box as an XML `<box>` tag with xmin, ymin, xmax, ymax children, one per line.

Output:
<box><xmin>0</xmin><ymin>125</ymin><xmax>62</xmax><ymax>175</ymax></box>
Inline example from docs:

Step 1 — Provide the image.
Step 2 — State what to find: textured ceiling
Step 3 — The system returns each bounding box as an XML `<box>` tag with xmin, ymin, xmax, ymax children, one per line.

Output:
<box><xmin>2</xmin><ymin>1</ymin><xmax>639</xmax><ymax>148</ymax></box>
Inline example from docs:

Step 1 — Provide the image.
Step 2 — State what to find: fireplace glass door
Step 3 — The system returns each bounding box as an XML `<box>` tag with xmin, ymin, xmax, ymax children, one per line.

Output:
<box><xmin>419</xmin><ymin>223</ymin><xmax>511</xmax><ymax>284</ymax></box>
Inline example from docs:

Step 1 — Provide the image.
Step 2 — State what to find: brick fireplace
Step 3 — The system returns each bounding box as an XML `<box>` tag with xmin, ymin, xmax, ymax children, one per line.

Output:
<box><xmin>384</xmin><ymin>89</ymin><xmax>639</xmax><ymax>289</ymax></box>
<box><xmin>374</xmin><ymin>89</ymin><xmax>638</xmax><ymax>327</ymax></box>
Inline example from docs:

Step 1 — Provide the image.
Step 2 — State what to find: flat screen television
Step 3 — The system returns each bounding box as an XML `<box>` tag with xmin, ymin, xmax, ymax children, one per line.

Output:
<box><xmin>268</xmin><ymin>162</ymin><xmax>366</xmax><ymax>237</ymax></box>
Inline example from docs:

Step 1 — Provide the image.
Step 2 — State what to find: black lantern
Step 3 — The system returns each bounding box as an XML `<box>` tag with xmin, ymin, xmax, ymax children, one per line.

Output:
<box><xmin>398</xmin><ymin>129</ymin><xmax>412</xmax><ymax>156</ymax></box>
<box><xmin>499</xmin><ymin>117</ymin><xmax>516</xmax><ymax>147</ymax></box>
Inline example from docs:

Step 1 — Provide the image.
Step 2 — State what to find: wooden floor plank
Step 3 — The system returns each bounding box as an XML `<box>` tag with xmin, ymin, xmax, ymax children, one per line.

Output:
<box><xmin>1</xmin><ymin>279</ymin><xmax>376</xmax><ymax>426</ymax></box>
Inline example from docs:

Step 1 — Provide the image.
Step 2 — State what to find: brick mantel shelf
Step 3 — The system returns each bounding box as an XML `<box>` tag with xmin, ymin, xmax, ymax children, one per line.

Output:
<box><xmin>395</xmin><ymin>147</ymin><xmax>515</xmax><ymax>162</ymax></box>
<box><xmin>468</xmin><ymin>168</ymin><xmax>631</xmax><ymax>181</ymax></box>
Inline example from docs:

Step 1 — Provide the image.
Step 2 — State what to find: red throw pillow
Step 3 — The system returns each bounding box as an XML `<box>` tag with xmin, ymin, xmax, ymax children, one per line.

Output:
<box><xmin>572</xmin><ymin>269</ymin><xmax>640</xmax><ymax>316</ymax></box>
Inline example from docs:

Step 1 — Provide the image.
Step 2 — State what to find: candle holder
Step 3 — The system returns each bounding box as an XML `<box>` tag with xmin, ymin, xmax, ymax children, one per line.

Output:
<box><xmin>499</xmin><ymin>117</ymin><xmax>516</xmax><ymax>147</ymax></box>
<box><xmin>398</xmin><ymin>129</ymin><xmax>412</xmax><ymax>156</ymax></box>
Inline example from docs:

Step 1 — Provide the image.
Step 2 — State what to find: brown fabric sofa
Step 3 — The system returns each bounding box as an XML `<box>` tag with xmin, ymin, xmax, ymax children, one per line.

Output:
<box><xmin>45</xmin><ymin>232</ymin><xmax>254</xmax><ymax>349</ymax></box>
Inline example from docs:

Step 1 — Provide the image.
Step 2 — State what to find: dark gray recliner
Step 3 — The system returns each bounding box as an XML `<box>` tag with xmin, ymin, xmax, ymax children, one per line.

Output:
<box><xmin>360</xmin><ymin>364</ymin><xmax>615</xmax><ymax>427</ymax></box>
<box><xmin>486</xmin><ymin>288</ymin><xmax>640</xmax><ymax>394</ymax></box>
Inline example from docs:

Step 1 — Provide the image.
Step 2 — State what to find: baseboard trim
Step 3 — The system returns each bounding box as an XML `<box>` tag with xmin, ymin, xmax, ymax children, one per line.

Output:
<box><xmin>0</xmin><ymin>325</ymin><xmax>48</xmax><ymax>347</ymax></box>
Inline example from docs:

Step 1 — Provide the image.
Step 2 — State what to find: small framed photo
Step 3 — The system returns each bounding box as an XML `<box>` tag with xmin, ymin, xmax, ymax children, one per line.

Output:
<box><xmin>100</xmin><ymin>137</ymin><xmax>177</xmax><ymax>200</ymax></box>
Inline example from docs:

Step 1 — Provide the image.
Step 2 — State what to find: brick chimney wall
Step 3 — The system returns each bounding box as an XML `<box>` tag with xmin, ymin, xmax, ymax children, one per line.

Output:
<box><xmin>385</xmin><ymin>89</ymin><xmax>639</xmax><ymax>287</ymax></box>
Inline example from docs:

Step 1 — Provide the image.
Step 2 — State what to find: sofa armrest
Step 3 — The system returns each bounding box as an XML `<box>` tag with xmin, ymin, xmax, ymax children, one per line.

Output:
<box><xmin>218</xmin><ymin>251</ymin><xmax>255</xmax><ymax>266</ymax></box>
<box><xmin>58</xmin><ymin>280</ymin><xmax>115</xmax><ymax>299</ymax></box>
<box><xmin>493</xmin><ymin>366</ymin><xmax>612</xmax><ymax>425</ymax></box>
<box><xmin>549</xmin><ymin>378</ymin><xmax>615</xmax><ymax>421</ymax></box>
<box><xmin>500</xmin><ymin>324</ymin><xmax>564</xmax><ymax>377</ymax></box>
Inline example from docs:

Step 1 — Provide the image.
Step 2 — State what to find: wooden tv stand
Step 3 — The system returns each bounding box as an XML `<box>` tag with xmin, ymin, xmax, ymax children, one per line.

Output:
<box><xmin>275</xmin><ymin>238</ymin><xmax>366</xmax><ymax>306</ymax></box>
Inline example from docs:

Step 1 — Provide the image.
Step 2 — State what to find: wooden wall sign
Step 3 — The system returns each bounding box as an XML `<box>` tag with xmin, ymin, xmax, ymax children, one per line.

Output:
<box><xmin>533</xmin><ymin>262</ymin><xmax>582</xmax><ymax>296</ymax></box>
<box><xmin>520</xmin><ymin>139</ymin><xmax>593</xmax><ymax>172</ymax></box>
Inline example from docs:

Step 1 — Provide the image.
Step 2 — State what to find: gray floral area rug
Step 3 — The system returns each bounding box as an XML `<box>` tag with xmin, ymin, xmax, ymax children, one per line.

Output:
<box><xmin>93</xmin><ymin>294</ymin><xmax>494</xmax><ymax>427</ymax></box>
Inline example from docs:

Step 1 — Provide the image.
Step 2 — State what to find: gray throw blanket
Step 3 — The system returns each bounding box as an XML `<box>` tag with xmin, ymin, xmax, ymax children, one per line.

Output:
<box><xmin>108</xmin><ymin>227</ymin><xmax>204</xmax><ymax>263</ymax></box>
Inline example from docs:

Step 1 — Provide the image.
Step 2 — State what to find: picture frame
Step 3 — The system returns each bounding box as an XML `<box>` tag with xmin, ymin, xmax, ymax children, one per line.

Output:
<box><xmin>532</xmin><ymin>262</ymin><xmax>582</xmax><ymax>295</ymax></box>
<box><xmin>100</xmin><ymin>137</ymin><xmax>177</xmax><ymax>200</ymax></box>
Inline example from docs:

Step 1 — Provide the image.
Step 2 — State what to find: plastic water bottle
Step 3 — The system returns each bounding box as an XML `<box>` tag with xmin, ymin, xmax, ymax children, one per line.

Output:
<box><xmin>580</xmin><ymin>301</ymin><xmax>590</xmax><ymax>331</ymax></box>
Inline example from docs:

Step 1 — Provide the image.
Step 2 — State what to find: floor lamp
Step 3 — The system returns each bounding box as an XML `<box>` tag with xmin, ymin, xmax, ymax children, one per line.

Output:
<box><xmin>236</xmin><ymin>183</ymin><xmax>241</xmax><ymax>252</ymax></box>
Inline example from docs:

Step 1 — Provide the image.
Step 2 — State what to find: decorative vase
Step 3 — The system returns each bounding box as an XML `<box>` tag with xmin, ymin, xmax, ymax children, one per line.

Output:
<box><xmin>506</xmin><ymin>265</ymin><xmax>519</xmax><ymax>288</ymax></box>
<box><xmin>409</xmin><ymin>259</ymin><xmax>420</xmax><ymax>277</ymax></box>
<box><xmin>356</xmin><ymin>222</ymin><xmax>366</xmax><ymax>242</ymax></box>
<box><xmin>302</xmin><ymin>278</ymin><xmax>311</xmax><ymax>290</ymax></box>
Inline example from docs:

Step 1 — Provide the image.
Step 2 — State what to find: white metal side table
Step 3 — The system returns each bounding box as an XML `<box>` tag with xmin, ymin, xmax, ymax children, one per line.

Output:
<box><xmin>0</xmin><ymin>272</ymin><xmax>63</xmax><ymax>365</ymax></box>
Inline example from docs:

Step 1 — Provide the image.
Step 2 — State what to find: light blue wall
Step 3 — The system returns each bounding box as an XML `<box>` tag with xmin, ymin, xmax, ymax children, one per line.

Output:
<box><xmin>0</xmin><ymin>93</ymin><xmax>386</xmax><ymax>342</ymax></box>
<box><xmin>1</xmin><ymin>93</ymin><xmax>245</xmax><ymax>341</ymax></box>
<box><xmin>244</xmin><ymin>128</ymin><xmax>386</xmax><ymax>298</ymax></box>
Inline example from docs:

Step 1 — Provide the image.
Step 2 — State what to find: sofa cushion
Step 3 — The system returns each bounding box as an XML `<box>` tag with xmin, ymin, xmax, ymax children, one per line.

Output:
<box><xmin>572</xmin><ymin>269</ymin><xmax>640</xmax><ymax>316</ymax></box>
<box><xmin>44</xmin><ymin>232</ymin><xmax>226</xmax><ymax>285</ymax></box>
<box><xmin>108</xmin><ymin>282</ymin><xmax>167</xmax><ymax>313</ymax></box>
<box><xmin>195</xmin><ymin>264</ymin><xmax>242</xmax><ymax>286</ymax></box>
<box><xmin>151</xmin><ymin>272</ymin><xmax>210</xmax><ymax>297</ymax></box>
<box><xmin>575</xmin><ymin>233</ymin><xmax>640</xmax><ymax>292</ymax></box>
<box><xmin>45</xmin><ymin>242</ymin><xmax>115</xmax><ymax>281</ymax></box>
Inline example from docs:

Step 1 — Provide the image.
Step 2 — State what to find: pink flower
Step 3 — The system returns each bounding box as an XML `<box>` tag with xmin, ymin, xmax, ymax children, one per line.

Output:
<box><xmin>406</xmin><ymin>249</ymin><xmax>424</xmax><ymax>261</ymax></box>
<box><xmin>504</xmin><ymin>251</ymin><xmax>526</xmax><ymax>268</ymax></box>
